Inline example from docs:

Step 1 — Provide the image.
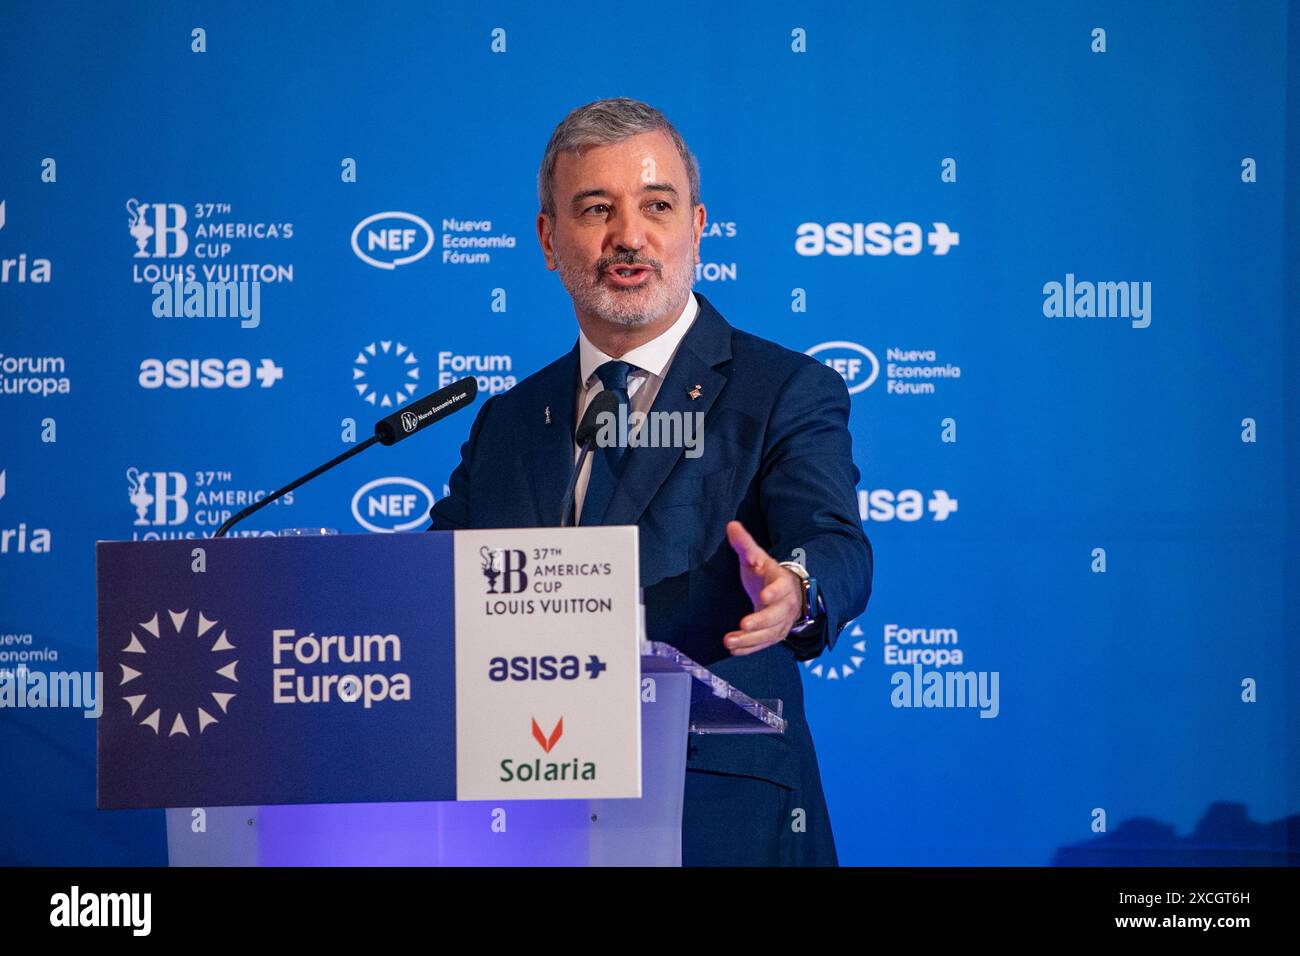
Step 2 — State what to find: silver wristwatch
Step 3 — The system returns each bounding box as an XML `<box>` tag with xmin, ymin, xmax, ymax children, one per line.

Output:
<box><xmin>779</xmin><ymin>560</ymin><xmax>820</xmax><ymax>634</ymax></box>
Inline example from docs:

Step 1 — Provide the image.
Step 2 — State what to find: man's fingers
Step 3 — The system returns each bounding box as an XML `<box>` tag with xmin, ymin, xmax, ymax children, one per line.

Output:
<box><xmin>727</xmin><ymin>519</ymin><xmax>771</xmax><ymax>574</ymax></box>
<box><xmin>739</xmin><ymin>599</ymin><xmax>795</xmax><ymax>634</ymax></box>
<box><xmin>758</xmin><ymin>570</ymin><xmax>798</xmax><ymax>606</ymax></box>
<box><xmin>723</xmin><ymin>625</ymin><xmax>786</xmax><ymax>655</ymax></box>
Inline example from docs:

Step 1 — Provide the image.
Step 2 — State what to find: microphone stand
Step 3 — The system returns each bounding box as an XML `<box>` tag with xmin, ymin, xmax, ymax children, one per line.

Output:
<box><xmin>214</xmin><ymin>436</ymin><xmax>378</xmax><ymax>538</ymax></box>
<box><xmin>558</xmin><ymin>439</ymin><xmax>597</xmax><ymax>527</ymax></box>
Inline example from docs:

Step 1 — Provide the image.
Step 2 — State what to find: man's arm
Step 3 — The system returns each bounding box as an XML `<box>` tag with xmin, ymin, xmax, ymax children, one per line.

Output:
<box><xmin>427</xmin><ymin>394</ymin><xmax>497</xmax><ymax>531</ymax></box>
<box><xmin>757</xmin><ymin>359</ymin><xmax>874</xmax><ymax>659</ymax></box>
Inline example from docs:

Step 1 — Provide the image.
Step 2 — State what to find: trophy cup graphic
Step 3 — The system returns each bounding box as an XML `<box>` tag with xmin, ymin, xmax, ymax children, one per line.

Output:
<box><xmin>127</xmin><ymin>468</ymin><xmax>154</xmax><ymax>526</ymax></box>
<box><xmin>480</xmin><ymin>547</ymin><xmax>503</xmax><ymax>594</ymax></box>
<box><xmin>126</xmin><ymin>198</ymin><xmax>154</xmax><ymax>258</ymax></box>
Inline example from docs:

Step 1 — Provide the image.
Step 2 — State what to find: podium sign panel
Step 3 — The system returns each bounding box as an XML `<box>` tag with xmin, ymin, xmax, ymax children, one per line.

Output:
<box><xmin>96</xmin><ymin>528</ymin><xmax>642</xmax><ymax>809</ymax></box>
<box><xmin>453</xmin><ymin>528</ymin><xmax>641</xmax><ymax>799</ymax></box>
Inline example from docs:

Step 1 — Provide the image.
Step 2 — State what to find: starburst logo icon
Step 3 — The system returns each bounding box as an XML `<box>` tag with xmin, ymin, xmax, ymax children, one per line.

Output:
<box><xmin>802</xmin><ymin>620</ymin><xmax>866</xmax><ymax>680</ymax></box>
<box><xmin>119</xmin><ymin>609</ymin><xmax>238</xmax><ymax>736</ymax></box>
<box><xmin>353</xmin><ymin>340</ymin><xmax>419</xmax><ymax>408</ymax></box>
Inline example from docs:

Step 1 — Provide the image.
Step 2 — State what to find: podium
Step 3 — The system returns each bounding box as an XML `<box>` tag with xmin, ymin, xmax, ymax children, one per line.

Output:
<box><xmin>96</xmin><ymin>528</ymin><xmax>785</xmax><ymax>866</ymax></box>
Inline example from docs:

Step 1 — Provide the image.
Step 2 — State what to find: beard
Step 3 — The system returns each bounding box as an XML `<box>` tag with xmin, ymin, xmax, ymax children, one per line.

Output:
<box><xmin>555</xmin><ymin>246</ymin><xmax>695</xmax><ymax>328</ymax></box>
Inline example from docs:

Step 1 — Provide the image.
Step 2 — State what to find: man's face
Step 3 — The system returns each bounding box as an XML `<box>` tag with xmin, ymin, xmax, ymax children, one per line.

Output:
<box><xmin>538</xmin><ymin>130</ymin><xmax>705</xmax><ymax>328</ymax></box>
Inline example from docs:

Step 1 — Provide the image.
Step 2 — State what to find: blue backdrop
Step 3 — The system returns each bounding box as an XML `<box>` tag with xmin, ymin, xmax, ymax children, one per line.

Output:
<box><xmin>1</xmin><ymin>0</ymin><xmax>1296</xmax><ymax>865</ymax></box>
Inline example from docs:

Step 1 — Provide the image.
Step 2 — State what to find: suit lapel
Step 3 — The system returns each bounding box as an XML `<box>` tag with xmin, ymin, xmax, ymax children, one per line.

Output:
<box><xmin>602</xmin><ymin>294</ymin><xmax>733</xmax><ymax>527</ymax></box>
<box><xmin>522</xmin><ymin>343</ymin><xmax>580</xmax><ymax>525</ymax></box>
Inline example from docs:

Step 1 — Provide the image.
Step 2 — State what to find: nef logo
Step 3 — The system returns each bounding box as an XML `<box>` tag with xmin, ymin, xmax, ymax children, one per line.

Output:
<box><xmin>350</xmin><ymin>477</ymin><xmax>434</xmax><ymax>533</ymax></box>
<box><xmin>127</xmin><ymin>469</ymin><xmax>188</xmax><ymax>526</ymax></box>
<box><xmin>351</xmin><ymin>212</ymin><xmax>434</xmax><ymax>269</ymax></box>
<box><xmin>481</xmin><ymin>547</ymin><xmax>527</xmax><ymax>593</ymax></box>
<box><xmin>126</xmin><ymin>198</ymin><xmax>189</xmax><ymax>258</ymax></box>
<box><xmin>400</xmin><ymin>411</ymin><xmax>419</xmax><ymax>433</ymax></box>
<box><xmin>806</xmin><ymin>341</ymin><xmax>879</xmax><ymax>395</ymax></box>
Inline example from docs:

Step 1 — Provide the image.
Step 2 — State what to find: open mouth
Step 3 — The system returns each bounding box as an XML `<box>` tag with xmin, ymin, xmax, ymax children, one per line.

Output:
<box><xmin>603</xmin><ymin>265</ymin><xmax>653</xmax><ymax>287</ymax></box>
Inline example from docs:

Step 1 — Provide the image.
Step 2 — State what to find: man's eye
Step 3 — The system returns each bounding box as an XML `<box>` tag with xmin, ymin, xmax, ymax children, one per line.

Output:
<box><xmin>648</xmin><ymin>201</ymin><xmax>671</xmax><ymax>213</ymax></box>
<box><xmin>584</xmin><ymin>204</ymin><xmax>610</xmax><ymax>215</ymax></box>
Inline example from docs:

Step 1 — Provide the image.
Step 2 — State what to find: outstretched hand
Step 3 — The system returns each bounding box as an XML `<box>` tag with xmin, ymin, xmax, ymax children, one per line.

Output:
<box><xmin>723</xmin><ymin>520</ymin><xmax>801</xmax><ymax>656</ymax></box>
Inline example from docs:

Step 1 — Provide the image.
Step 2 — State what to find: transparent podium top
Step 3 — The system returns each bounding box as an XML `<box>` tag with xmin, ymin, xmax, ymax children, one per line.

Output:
<box><xmin>640</xmin><ymin>640</ymin><xmax>786</xmax><ymax>735</ymax></box>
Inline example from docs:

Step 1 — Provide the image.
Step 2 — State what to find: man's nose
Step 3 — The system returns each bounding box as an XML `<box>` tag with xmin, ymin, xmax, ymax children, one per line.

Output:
<box><xmin>606</xmin><ymin>214</ymin><xmax>648</xmax><ymax>256</ymax></box>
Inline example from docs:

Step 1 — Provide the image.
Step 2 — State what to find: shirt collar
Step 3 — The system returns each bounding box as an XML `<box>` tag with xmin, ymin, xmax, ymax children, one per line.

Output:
<box><xmin>578</xmin><ymin>292</ymin><xmax>700</xmax><ymax>388</ymax></box>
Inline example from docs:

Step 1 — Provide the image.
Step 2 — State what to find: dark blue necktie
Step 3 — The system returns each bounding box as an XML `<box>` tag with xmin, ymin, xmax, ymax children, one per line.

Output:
<box><xmin>578</xmin><ymin>359</ymin><xmax>636</xmax><ymax>525</ymax></box>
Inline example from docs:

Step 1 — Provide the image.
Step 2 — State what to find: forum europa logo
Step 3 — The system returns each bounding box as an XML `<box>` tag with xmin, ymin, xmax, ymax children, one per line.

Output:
<box><xmin>802</xmin><ymin>620</ymin><xmax>867</xmax><ymax>680</ymax></box>
<box><xmin>353</xmin><ymin>340</ymin><xmax>420</xmax><ymax>408</ymax></box>
<box><xmin>118</xmin><ymin>608</ymin><xmax>238</xmax><ymax>737</ymax></box>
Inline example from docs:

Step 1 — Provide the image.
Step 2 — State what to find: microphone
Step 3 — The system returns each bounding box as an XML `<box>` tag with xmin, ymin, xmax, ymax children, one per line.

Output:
<box><xmin>558</xmin><ymin>390</ymin><xmax>618</xmax><ymax>527</ymax></box>
<box><xmin>374</xmin><ymin>377</ymin><xmax>477</xmax><ymax>445</ymax></box>
<box><xmin>213</xmin><ymin>377</ymin><xmax>479</xmax><ymax>538</ymax></box>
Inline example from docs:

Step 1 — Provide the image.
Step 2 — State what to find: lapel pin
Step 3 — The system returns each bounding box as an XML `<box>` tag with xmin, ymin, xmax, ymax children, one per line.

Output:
<box><xmin>544</xmin><ymin>405</ymin><xmax>552</xmax><ymax>425</ymax></box>
<box><xmin>688</xmin><ymin>384</ymin><xmax>703</xmax><ymax>400</ymax></box>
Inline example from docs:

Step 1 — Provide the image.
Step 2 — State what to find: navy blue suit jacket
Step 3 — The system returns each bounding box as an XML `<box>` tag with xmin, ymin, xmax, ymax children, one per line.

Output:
<box><xmin>427</xmin><ymin>292</ymin><xmax>873</xmax><ymax>864</ymax></box>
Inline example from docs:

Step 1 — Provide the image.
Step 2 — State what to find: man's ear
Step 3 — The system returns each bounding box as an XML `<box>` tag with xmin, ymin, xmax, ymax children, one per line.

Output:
<box><xmin>692</xmin><ymin>202</ymin><xmax>707</xmax><ymax>263</ymax></box>
<box><xmin>536</xmin><ymin>211</ymin><xmax>557</xmax><ymax>271</ymax></box>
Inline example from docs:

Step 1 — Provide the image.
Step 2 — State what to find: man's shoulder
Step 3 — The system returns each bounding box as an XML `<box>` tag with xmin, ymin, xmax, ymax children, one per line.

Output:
<box><xmin>729</xmin><ymin>325</ymin><xmax>818</xmax><ymax>376</ymax></box>
<box><xmin>714</xmin><ymin>308</ymin><xmax>843</xmax><ymax>394</ymax></box>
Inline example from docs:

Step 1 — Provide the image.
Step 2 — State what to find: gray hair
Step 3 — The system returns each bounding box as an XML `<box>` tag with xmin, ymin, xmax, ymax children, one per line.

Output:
<box><xmin>537</xmin><ymin>97</ymin><xmax>701</xmax><ymax>218</ymax></box>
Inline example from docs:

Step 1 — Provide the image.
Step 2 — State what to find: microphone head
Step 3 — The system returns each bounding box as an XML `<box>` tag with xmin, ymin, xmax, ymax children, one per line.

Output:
<box><xmin>374</xmin><ymin>377</ymin><xmax>478</xmax><ymax>446</ymax></box>
<box><xmin>576</xmin><ymin>390</ymin><xmax>618</xmax><ymax>446</ymax></box>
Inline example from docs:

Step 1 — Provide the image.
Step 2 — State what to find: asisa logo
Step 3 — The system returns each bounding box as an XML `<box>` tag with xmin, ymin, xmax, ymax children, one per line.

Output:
<box><xmin>138</xmin><ymin>358</ymin><xmax>284</xmax><ymax>390</ymax></box>
<box><xmin>487</xmin><ymin>654</ymin><xmax>607</xmax><ymax>682</ymax></box>
<box><xmin>351</xmin><ymin>212</ymin><xmax>434</xmax><ymax>270</ymax></box>
<box><xmin>859</xmin><ymin>488</ymin><xmax>959</xmax><ymax>522</ymax></box>
<box><xmin>806</xmin><ymin>341</ymin><xmax>879</xmax><ymax>395</ymax></box>
<box><xmin>499</xmin><ymin>716</ymin><xmax>597</xmax><ymax>782</ymax></box>
<box><xmin>794</xmin><ymin>221</ymin><xmax>960</xmax><ymax>256</ymax></box>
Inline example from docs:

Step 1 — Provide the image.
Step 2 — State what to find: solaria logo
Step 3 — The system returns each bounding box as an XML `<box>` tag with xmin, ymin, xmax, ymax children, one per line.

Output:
<box><xmin>498</xmin><ymin>716</ymin><xmax>596</xmax><ymax>782</ymax></box>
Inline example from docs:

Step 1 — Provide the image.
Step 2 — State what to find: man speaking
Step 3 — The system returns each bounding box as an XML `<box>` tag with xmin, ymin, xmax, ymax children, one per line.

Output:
<box><xmin>428</xmin><ymin>97</ymin><xmax>873</xmax><ymax>866</ymax></box>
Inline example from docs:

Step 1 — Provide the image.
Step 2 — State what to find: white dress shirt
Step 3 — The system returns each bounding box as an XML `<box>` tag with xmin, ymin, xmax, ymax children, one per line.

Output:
<box><xmin>572</xmin><ymin>291</ymin><xmax>701</xmax><ymax>524</ymax></box>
